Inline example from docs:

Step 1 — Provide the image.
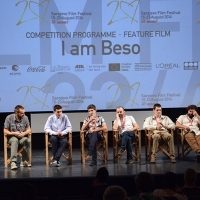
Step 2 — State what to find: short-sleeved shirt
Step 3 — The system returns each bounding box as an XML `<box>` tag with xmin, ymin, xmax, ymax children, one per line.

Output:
<box><xmin>83</xmin><ymin>116</ymin><xmax>106</xmax><ymax>135</ymax></box>
<box><xmin>143</xmin><ymin>115</ymin><xmax>175</xmax><ymax>130</ymax></box>
<box><xmin>4</xmin><ymin>113</ymin><xmax>30</xmax><ymax>132</ymax></box>
<box><xmin>114</xmin><ymin>115</ymin><xmax>136</xmax><ymax>134</ymax></box>
<box><xmin>177</xmin><ymin>114</ymin><xmax>200</xmax><ymax>135</ymax></box>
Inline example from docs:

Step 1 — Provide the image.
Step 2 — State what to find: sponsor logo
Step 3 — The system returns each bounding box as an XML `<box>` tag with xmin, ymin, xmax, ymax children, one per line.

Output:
<box><xmin>10</xmin><ymin>65</ymin><xmax>21</xmax><ymax>76</ymax></box>
<box><xmin>134</xmin><ymin>63</ymin><xmax>152</xmax><ymax>71</ymax></box>
<box><xmin>50</xmin><ymin>65</ymin><xmax>71</xmax><ymax>72</ymax></box>
<box><xmin>184</xmin><ymin>62</ymin><xmax>198</xmax><ymax>70</ymax></box>
<box><xmin>75</xmin><ymin>65</ymin><xmax>84</xmax><ymax>72</ymax></box>
<box><xmin>27</xmin><ymin>66</ymin><xmax>45</xmax><ymax>72</ymax></box>
<box><xmin>0</xmin><ymin>66</ymin><xmax>7</xmax><ymax>70</ymax></box>
<box><xmin>109</xmin><ymin>63</ymin><xmax>120</xmax><ymax>71</ymax></box>
<box><xmin>12</xmin><ymin>65</ymin><xmax>19</xmax><ymax>71</ymax></box>
<box><xmin>88</xmin><ymin>65</ymin><xmax>106</xmax><ymax>72</ymax></box>
<box><xmin>121</xmin><ymin>63</ymin><xmax>131</xmax><ymax>71</ymax></box>
<box><xmin>156</xmin><ymin>63</ymin><xmax>180</xmax><ymax>69</ymax></box>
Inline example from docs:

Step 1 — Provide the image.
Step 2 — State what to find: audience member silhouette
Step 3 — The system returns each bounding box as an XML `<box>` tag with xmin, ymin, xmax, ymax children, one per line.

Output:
<box><xmin>129</xmin><ymin>172</ymin><xmax>160</xmax><ymax>200</ymax></box>
<box><xmin>153</xmin><ymin>172</ymin><xmax>188</xmax><ymax>200</ymax></box>
<box><xmin>103</xmin><ymin>185</ymin><xmax>127</xmax><ymax>200</ymax></box>
<box><xmin>18</xmin><ymin>183</ymin><xmax>38</xmax><ymax>200</ymax></box>
<box><xmin>180</xmin><ymin>168</ymin><xmax>200</xmax><ymax>198</ymax></box>
<box><xmin>92</xmin><ymin>167</ymin><xmax>109</xmax><ymax>200</ymax></box>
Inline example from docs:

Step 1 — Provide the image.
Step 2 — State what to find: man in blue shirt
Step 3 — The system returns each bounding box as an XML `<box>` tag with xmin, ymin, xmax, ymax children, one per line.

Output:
<box><xmin>44</xmin><ymin>104</ymin><xmax>72</xmax><ymax>167</ymax></box>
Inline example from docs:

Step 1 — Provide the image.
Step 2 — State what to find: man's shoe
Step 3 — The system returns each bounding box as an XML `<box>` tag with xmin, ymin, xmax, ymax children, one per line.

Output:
<box><xmin>20</xmin><ymin>160</ymin><xmax>31</xmax><ymax>167</ymax></box>
<box><xmin>150</xmin><ymin>155</ymin><xmax>156</xmax><ymax>163</ymax></box>
<box><xmin>56</xmin><ymin>161</ymin><xmax>61</xmax><ymax>167</ymax></box>
<box><xmin>125</xmin><ymin>159</ymin><xmax>133</xmax><ymax>164</ymax></box>
<box><xmin>117</xmin><ymin>149</ymin><xmax>125</xmax><ymax>156</ymax></box>
<box><xmin>11</xmin><ymin>162</ymin><xmax>17</xmax><ymax>170</ymax></box>
<box><xmin>89</xmin><ymin>160</ymin><xmax>97</xmax><ymax>166</ymax></box>
<box><xmin>170</xmin><ymin>156</ymin><xmax>176</xmax><ymax>163</ymax></box>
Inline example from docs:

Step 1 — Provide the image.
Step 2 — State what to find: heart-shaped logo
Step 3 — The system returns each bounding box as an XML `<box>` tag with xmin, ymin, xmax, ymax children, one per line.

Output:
<box><xmin>16</xmin><ymin>0</ymin><xmax>50</xmax><ymax>25</ymax></box>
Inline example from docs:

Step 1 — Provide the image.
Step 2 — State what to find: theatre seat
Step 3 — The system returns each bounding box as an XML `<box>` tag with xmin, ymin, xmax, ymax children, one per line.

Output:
<box><xmin>4</xmin><ymin>133</ymin><xmax>32</xmax><ymax>167</ymax></box>
<box><xmin>45</xmin><ymin>132</ymin><xmax>72</xmax><ymax>165</ymax></box>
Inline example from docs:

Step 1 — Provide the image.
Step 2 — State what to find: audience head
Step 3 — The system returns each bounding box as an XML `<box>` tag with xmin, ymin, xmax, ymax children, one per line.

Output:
<box><xmin>135</xmin><ymin>172</ymin><xmax>155</xmax><ymax>193</ymax></box>
<box><xmin>18</xmin><ymin>183</ymin><xmax>38</xmax><ymax>200</ymax></box>
<box><xmin>163</xmin><ymin>172</ymin><xmax>177</xmax><ymax>190</ymax></box>
<box><xmin>103</xmin><ymin>185</ymin><xmax>127</xmax><ymax>200</ymax></box>
<box><xmin>96</xmin><ymin>167</ymin><xmax>109</xmax><ymax>183</ymax></box>
<box><xmin>153</xmin><ymin>103</ymin><xmax>162</xmax><ymax>117</ymax></box>
<box><xmin>184</xmin><ymin>168</ymin><xmax>197</xmax><ymax>186</ymax></box>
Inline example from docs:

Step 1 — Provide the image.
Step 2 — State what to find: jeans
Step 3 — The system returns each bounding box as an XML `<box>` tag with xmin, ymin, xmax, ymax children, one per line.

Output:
<box><xmin>119</xmin><ymin>131</ymin><xmax>135</xmax><ymax>159</ymax></box>
<box><xmin>86</xmin><ymin>132</ymin><xmax>102</xmax><ymax>162</ymax></box>
<box><xmin>50</xmin><ymin>135</ymin><xmax>67</xmax><ymax>161</ymax></box>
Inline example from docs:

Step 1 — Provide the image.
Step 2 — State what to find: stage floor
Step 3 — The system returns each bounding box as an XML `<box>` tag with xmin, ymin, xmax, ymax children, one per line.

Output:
<box><xmin>0</xmin><ymin>147</ymin><xmax>200</xmax><ymax>179</ymax></box>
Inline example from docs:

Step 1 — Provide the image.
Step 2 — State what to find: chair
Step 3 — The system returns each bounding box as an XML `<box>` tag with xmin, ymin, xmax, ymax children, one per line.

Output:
<box><xmin>176</xmin><ymin>127</ymin><xmax>193</xmax><ymax>160</ymax></box>
<box><xmin>80</xmin><ymin>122</ymin><xmax>108</xmax><ymax>164</ymax></box>
<box><xmin>45</xmin><ymin>132</ymin><xmax>72</xmax><ymax>165</ymax></box>
<box><xmin>4</xmin><ymin>133</ymin><xmax>32</xmax><ymax>167</ymax></box>
<box><xmin>144</xmin><ymin>128</ymin><xmax>174</xmax><ymax>161</ymax></box>
<box><xmin>112</xmin><ymin>128</ymin><xmax>141</xmax><ymax>162</ymax></box>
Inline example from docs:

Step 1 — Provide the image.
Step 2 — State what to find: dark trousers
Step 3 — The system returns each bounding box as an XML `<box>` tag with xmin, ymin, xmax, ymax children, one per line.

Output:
<box><xmin>86</xmin><ymin>132</ymin><xmax>102</xmax><ymax>161</ymax></box>
<box><xmin>50</xmin><ymin>135</ymin><xmax>67</xmax><ymax>161</ymax></box>
<box><xmin>119</xmin><ymin>131</ymin><xmax>135</xmax><ymax>159</ymax></box>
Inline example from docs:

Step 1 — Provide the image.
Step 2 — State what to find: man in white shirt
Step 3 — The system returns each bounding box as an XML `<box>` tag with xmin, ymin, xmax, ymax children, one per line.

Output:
<box><xmin>44</xmin><ymin>104</ymin><xmax>72</xmax><ymax>167</ymax></box>
<box><xmin>113</xmin><ymin>106</ymin><xmax>139</xmax><ymax>164</ymax></box>
<box><xmin>143</xmin><ymin>103</ymin><xmax>176</xmax><ymax>163</ymax></box>
<box><xmin>176</xmin><ymin>105</ymin><xmax>200</xmax><ymax>161</ymax></box>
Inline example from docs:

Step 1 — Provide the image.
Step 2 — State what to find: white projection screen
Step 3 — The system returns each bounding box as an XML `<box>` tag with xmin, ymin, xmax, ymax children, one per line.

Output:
<box><xmin>0</xmin><ymin>0</ymin><xmax>200</xmax><ymax>112</ymax></box>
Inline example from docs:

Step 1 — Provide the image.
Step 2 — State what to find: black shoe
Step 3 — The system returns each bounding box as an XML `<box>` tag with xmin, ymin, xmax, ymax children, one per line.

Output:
<box><xmin>125</xmin><ymin>159</ymin><xmax>133</xmax><ymax>164</ymax></box>
<box><xmin>118</xmin><ymin>149</ymin><xmax>125</xmax><ymax>156</ymax></box>
<box><xmin>89</xmin><ymin>161</ymin><xmax>97</xmax><ymax>166</ymax></box>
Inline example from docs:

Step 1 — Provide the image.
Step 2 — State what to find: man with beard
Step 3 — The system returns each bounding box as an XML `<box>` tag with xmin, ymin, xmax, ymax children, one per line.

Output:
<box><xmin>4</xmin><ymin>105</ymin><xmax>31</xmax><ymax>170</ymax></box>
<box><xmin>143</xmin><ymin>103</ymin><xmax>176</xmax><ymax>163</ymax></box>
<box><xmin>176</xmin><ymin>105</ymin><xmax>200</xmax><ymax>160</ymax></box>
<box><xmin>113</xmin><ymin>106</ymin><xmax>139</xmax><ymax>164</ymax></box>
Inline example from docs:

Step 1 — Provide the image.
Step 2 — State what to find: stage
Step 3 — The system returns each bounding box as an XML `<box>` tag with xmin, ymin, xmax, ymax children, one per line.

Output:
<box><xmin>0</xmin><ymin>148</ymin><xmax>200</xmax><ymax>200</ymax></box>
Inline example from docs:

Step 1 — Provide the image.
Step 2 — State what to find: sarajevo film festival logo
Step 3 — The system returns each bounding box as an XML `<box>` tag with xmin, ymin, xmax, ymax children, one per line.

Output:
<box><xmin>15</xmin><ymin>0</ymin><xmax>50</xmax><ymax>25</ymax></box>
<box><xmin>107</xmin><ymin>0</ymin><xmax>140</xmax><ymax>25</ymax></box>
<box><xmin>109</xmin><ymin>63</ymin><xmax>120</xmax><ymax>71</ymax></box>
<box><xmin>184</xmin><ymin>62</ymin><xmax>198</xmax><ymax>70</ymax></box>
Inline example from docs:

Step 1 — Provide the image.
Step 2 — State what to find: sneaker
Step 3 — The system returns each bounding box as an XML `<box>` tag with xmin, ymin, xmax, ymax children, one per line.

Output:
<box><xmin>170</xmin><ymin>156</ymin><xmax>176</xmax><ymax>163</ymax></box>
<box><xmin>125</xmin><ymin>159</ymin><xmax>133</xmax><ymax>164</ymax></box>
<box><xmin>20</xmin><ymin>160</ymin><xmax>32</xmax><ymax>167</ymax></box>
<box><xmin>50</xmin><ymin>160</ymin><xmax>60</xmax><ymax>167</ymax></box>
<box><xmin>11</xmin><ymin>162</ymin><xmax>17</xmax><ymax>170</ymax></box>
<box><xmin>89</xmin><ymin>160</ymin><xmax>97</xmax><ymax>166</ymax></box>
<box><xmin>117</xmin><ymin>149</ymin><xmax>125</xmax><ymax>156</ymax></box>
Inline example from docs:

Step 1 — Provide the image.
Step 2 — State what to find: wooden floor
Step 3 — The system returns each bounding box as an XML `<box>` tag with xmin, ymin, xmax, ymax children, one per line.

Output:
<box><xmin>0</xmin><ymin>147</ymin><xmax>200</xmax><ymax>178</ymax></box>
<box><xmin>0</xmin><ymin>147</ymin><xmax>200</xmax><ymax>200</ymax></box>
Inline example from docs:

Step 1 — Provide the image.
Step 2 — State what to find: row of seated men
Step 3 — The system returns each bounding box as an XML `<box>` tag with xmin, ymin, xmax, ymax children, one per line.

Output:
<box><xmin>3</xmin><ymin>103</ymin><xmax>200</xmax><ymax>170</ymax></box>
